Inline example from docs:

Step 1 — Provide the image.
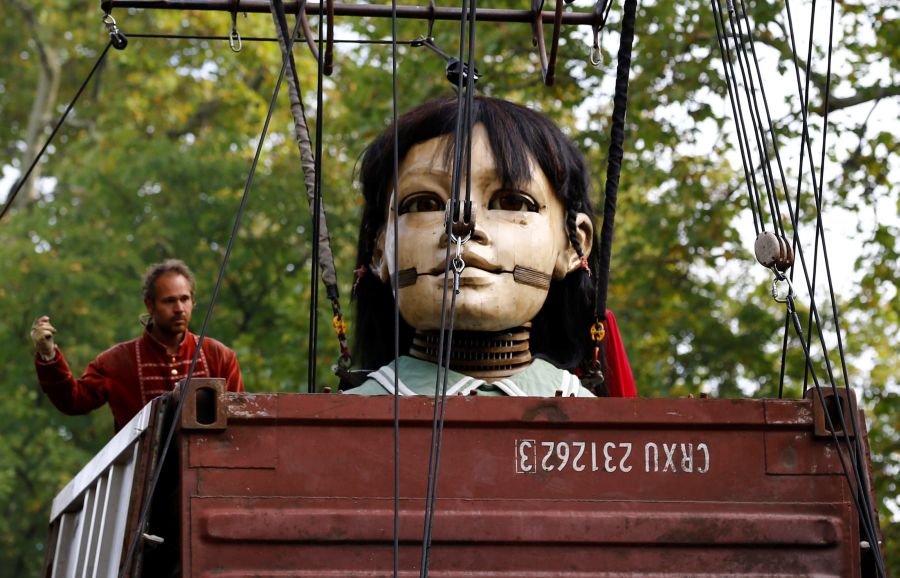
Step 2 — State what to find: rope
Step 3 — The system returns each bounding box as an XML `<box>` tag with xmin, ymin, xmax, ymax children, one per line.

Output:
<box><xmin>782</xmin><ymin>293</ymin><xmax>887</xmax><ymax>576</ymax></box>
<box><xmin>269</xmin><ymin>0</ymin><xmax>349</xmax><ymax>381</ymax></box>
<box><xmin>724</xmin><ymin>0</ymin><xmax>825</xmax><ymax>399</ymax></box>
<box><xmin>722</xmin><ymin>0</ymin><xmax>787</xmax><ymax>238</ymax></box>
<box><xmin>309</xmin><ymin>0</ymin><xmax>327</xmax><ymax>392</ymax></box>
<box><xmin>420</xmin><ymin>2</ymin><xmax>479</xmax><ymax>575</ymax></box>
<box><xmin>709</xmin><ymin>0</ymin><xmax>764</xmax><ymax>234</ymax></box>
<box><xmin>711</xmin><ymin>0</ymin><xmax>886</xmax><ymax>572</ymax></box>
<box><xmin>594</xmin><ymin>0</ymin><xmax>637</xmax><ymax>322</ymax></box>
<box><xmin>783</xmin><ymin>0</ymin><xmax>882</xmax><ymax>568</ymax></box>
<box><xmin>793</xmin><ymin>0</ymin><xmax>819</xmax><ymax>395</ymax></box>
<box><xmin>390</xmin><ymin>1</ymin><xmax>402</xmax><ymax>575</ymax></box>
<box><xmin>118</xmin><ymin>14</ymin><xmax>303</xmax><ymax>576</ymax></box>
<box><xmin>0</xmin><ymin>42</ymin><xmax>113</xmax><ymax>225</ymax></box>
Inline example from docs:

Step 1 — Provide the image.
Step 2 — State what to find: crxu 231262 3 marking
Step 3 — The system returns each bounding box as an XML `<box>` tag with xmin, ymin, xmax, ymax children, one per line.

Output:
<box><xmin>515</xmin><ymin>440</ymin><xmax>710</xmax><ymax>474</ymax></box>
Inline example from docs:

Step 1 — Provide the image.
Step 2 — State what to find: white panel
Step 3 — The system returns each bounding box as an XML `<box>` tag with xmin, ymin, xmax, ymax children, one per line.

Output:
<box><xmin>93</xmin><ymin>444</ymin><xmax>138</xmax><ymax>578</ymax></box>
<box><xmin>105</xmin><ymin>445</ymin><xmax>140</xmax><ymax>576</ymax></box>
<box><xmin>51</xmin><ymin>402</ymin><xmax>152</xmax><ymax>522</ymax></box>
<box><xmin>82</xmin><ymin>475</ymin><xmax>106</xmax><ymax>577</ymax></box>
<box><xmin>89</xmin><ymin>467</ymin><xmax>116</xmax><ymax>578</ymax></box>
<box><xmin>52</xmin><ymin>512</ymin><xmax>78</xmax><ymax>578</ymax></box>
<box><xmin>47</xmin><ymin>399</ymin><xmax>155</xmax><ymax>576</ymax></box>
<box><xmin>71</xmin><ymin>486</ymin><xmax>95</xmax><ymax>575</ymax></box>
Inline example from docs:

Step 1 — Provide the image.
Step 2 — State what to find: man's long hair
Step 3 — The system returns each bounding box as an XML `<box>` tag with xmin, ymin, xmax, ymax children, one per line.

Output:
<box><xmin>354</xmin><ymin>96</ymin><xmax>600</xmax><ymax>372</ymax></box>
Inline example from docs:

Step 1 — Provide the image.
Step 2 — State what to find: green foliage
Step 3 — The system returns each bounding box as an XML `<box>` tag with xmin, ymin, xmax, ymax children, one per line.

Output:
<box><xmin>1</xmin><ymin>0</ymin><xmax>896</xmax><ymax>574</ymax></box>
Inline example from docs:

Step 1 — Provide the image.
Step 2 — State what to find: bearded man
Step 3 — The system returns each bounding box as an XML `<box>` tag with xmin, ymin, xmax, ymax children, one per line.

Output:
<box><xmin>31</xmin><ymin>259</ymin><xmax>244</xmax><ymax>431</ymax></box>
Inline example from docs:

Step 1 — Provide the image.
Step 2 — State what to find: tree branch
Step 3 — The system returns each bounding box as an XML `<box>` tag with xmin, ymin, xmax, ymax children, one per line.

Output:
<box><xmin>751</xmin><ymin>28</ymin><xmax>899</xmax><ymax>114</ymax></box>
<box><xmin>165</xmin><ymin>69</ymin><xmax>267</xmax><ymax>139</ymax></box>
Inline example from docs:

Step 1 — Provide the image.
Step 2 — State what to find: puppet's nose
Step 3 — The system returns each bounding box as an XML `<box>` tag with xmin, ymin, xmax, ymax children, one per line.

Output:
<box><xmin>468</xmin><ymin>203</ymin><xmax>491</xmax><ymax>245</ymax></box>
<box><xmin>440</xmin><ymin>200</ymin><xmax>492</xmax><ymax>248</ymax></box>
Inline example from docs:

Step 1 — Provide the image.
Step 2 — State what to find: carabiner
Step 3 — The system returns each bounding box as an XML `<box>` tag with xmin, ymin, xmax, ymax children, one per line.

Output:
<box><xmin>229</xmin><ymin>14</ymin><xmax>242</xmax><ymax>52</ymax></box>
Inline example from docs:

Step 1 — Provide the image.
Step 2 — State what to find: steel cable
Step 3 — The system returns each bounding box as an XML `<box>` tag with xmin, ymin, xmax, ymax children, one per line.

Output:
<box><xmin>0</xmin><ymin>42</ymin><xmax>113</xmax><ymax>224</ymax></box>
<box><xmin>420</xmin><ymin>2</ymin><xmax>479</xmax><ymax>575</ymax></box>
<box><xmin>711</xmin><ymin>0</ymin><xmax>886</xmax><ymax>571</ymax></box>
<box><xmin>709</xmin><ymin>0</ymin><xmax>763</xmax><ymax>235</ymax></box>
<box><xmin>390</xmin><ymin>1</ymin><xmax>401</xmax><ymax>575</ymax></box>
<box><xmin>117</xmin><ymin>15</ymin><xmax>303</xmax><ymax>576</ymax></box>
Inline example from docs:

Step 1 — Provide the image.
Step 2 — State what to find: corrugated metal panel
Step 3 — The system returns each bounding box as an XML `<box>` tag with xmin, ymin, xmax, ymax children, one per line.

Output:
<box><xmin>179</xmin><ymin>395</ymin><xmax>864</xmax><ymax>577</ymax></box>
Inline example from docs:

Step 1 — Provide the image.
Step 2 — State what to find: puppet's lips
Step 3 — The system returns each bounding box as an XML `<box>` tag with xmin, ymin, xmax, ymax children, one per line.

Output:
<box><xmin>423</xmin><ymin>253</ymin><xmax>502</xmax><ymax>276</ymax></box>
<box><xmin>412</xmin><ymin>268</ymin><xmax>499</xmax><ymax>288</ymax></box>
<box><xmin>457</xmin><ymin>269</ymin><xmax>499</xmax><ymax>286</ymax></box>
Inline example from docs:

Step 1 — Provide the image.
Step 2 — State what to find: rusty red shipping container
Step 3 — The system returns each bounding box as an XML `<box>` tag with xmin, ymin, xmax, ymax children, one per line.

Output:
<box><xmin>45</xmin><ymin>383</ymin><xmax>881</xmax><ymax>576</ymax></box>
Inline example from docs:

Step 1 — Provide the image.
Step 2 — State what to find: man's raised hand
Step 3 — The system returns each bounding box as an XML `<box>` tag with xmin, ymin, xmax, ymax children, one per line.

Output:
<box><xmin>31</xmin><ymin>316</ymin><xmax>57</xmax><ymax>361</ymax></box>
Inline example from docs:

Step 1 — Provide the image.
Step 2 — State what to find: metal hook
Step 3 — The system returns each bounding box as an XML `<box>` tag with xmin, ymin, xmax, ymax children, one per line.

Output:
<box><xmin>449</xmin><ymin>231</ymin><xmax>471</xmax><ymax>294</ymax></box>
<box><xmin>589</xmin><ymin>0</ymin><xmax>611</xmax><ymax>67</ymax></box>
<box><xmin>590</xmin><ymin>28</ymin><xmax>602</xmax><ymax>66</ymax></box>
<box><xmin>102</xmin><ymin>14</ymin><xmax>128</xmax><ymax>50</ymax></box>
<box><xmin>229</xmin><ymin>23</ymin><xmax>242</xmax><ymax>52</ymax></box>
<box><xmin>229</xmin><ymin>0</ymin><xmax>242</xmax><ymax>52</ymax></box>
<box><xmin>426</xmin><ymin>0</ymin><xmax>437</xmax><ymax>39</ymax></box>
<box><xmin>292</xmin><ymin>0</ymin><xmax>335</xmax><ymax>76</ymax></box>
<box><xmin>771</xmin><ymin>271</ymin><xmax>794</xmax><ymax>303</ymax></box>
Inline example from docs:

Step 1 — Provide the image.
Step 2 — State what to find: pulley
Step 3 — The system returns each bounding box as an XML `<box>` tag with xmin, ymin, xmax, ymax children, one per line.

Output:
<box><xmin>446</xmin><ymin>58</ymin><xmax>481</xmax><ymax>87</ymax></box>
<box><xmin>754</xmin><ymin>231</ymin><xmax>794</xmax><ymax>272</ymax></box>
<box><xmin>102</xmin><ymin>14</ymin><xmax>128</xmax><ymax>50</ymax></box>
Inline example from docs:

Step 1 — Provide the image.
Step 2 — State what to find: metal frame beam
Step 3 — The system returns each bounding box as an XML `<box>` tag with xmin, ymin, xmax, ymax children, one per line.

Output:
<box><xmin>100</xmin><ymin>1</ymin><xmax>600</xmax><ymax>26</ymax></box>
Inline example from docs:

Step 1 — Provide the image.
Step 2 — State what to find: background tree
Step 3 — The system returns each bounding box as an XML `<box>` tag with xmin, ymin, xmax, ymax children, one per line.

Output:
<box><xmin>1</xmin><ymin>0</ymin><xmax>896</xmax><ymax>575</ymax></box>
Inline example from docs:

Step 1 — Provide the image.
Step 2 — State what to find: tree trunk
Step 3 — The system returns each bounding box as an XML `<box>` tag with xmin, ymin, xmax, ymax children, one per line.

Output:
<box><xmin>12</xmin><ymin>0</ymin><xmax>62</xmax><ymax>206</ymax></box>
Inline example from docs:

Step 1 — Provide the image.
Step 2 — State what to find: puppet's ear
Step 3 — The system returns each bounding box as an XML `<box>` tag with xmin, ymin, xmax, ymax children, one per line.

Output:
<box><xmin>553</xmin><ymin>212</ymin><xmax>594</xmax><ymax>279</ymax></box>
<box><xmin>371</xmin><ymin>227</ymin><xmax>391</xmax><ymax>284</ymax></box>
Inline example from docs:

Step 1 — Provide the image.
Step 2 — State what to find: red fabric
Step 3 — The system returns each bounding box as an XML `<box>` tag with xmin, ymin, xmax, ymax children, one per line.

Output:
<box><xmin>35</xmin><ymin>329</ymin><xmax>243</xmax><ymax>431</ymax></box>
<box><xmin>604</xmin><ymin>310</ymin><xmax>637</xmax><ymax>397</ymax></box>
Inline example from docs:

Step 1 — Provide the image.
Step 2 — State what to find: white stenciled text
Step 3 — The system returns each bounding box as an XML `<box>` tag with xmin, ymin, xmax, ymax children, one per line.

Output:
<box><xmin>515</xmin><ymin>440</ymin><xmax>710</xmax><ymax>474</ymax></box>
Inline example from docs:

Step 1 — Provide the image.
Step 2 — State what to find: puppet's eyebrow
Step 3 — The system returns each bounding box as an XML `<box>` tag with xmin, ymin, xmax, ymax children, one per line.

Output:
<box><xmin>398</xmin><ymin>167</ymin><xmax>453</xmax><ymax>178</ymax></box>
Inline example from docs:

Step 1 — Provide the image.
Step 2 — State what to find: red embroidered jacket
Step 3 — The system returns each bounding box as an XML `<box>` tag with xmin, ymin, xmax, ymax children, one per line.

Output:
<box><xmin>35</xmin><ymin>329</ymin><xmax>244</xmax><ymax>431</ymax></box>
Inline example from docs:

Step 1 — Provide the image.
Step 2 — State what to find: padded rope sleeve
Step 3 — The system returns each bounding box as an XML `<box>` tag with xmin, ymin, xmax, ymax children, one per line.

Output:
<box><xmin>595</xmin><ymin>0</ymin><xmax>637</xmax><ymax>321</ymax></box>
<box><xmin>270</xmin><ymin>0</ymin><xmax>339</xmax><ymax>290</ymax></box>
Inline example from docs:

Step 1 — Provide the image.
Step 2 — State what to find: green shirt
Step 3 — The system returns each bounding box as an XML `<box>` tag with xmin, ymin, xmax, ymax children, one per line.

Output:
<box><xmin>344</xmin><ymin>356</ymin><xmax>595</xmax><ymax>398</ymax></box>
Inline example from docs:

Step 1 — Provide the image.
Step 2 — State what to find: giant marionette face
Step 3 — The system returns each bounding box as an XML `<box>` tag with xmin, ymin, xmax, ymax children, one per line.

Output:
<box><xmin>372</xmin><ymin>123</ymin><xmax>593</xmax><ymax>332</ymax></box>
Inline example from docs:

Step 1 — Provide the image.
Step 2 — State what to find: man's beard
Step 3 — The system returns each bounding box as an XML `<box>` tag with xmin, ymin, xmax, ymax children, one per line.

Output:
<box><xmin>156</xmin><ymin>316</ymin><xmax>188</xmax><ymax>337</ymax></box>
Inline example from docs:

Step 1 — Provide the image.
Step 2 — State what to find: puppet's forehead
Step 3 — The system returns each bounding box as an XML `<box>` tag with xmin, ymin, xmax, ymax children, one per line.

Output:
<box><xmin>400</xmin><ymin>125</ymin><xmax>500</xmax><ymax>175</ymax></box>
<box><xmin>396</xmin><ymin>124</ymin><xmax>548</xmax><ymax>192</ymax></box>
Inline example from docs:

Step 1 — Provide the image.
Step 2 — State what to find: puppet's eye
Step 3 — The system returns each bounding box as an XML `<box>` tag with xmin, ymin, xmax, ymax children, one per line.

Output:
<box><xmin>489</xmin><ymin>191</ymin><xmax>539</xmax><ymax>212</ymax></box>
<box><xmin>399</xmin><ymin>192</ymin><xmax>445</xmax><ymax>214</ymax></box>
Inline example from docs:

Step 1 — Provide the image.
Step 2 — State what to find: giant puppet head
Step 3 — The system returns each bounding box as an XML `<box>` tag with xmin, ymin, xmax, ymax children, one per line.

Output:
<box><xmin>354</xmin><ymin>96</ymin><xmax>600</xmax><ymax>375</ymax></box>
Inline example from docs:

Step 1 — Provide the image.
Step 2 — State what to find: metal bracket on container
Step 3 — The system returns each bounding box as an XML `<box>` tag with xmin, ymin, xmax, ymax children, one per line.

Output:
<box><xmin>177</xmin><ymin>377</ymin><xmax>228</xmax><ymax>431</ymax></box>
<box><xmin>805</xmin><ymin>387</ymin><xmax>857</xmax><ymax>439</ymax></box>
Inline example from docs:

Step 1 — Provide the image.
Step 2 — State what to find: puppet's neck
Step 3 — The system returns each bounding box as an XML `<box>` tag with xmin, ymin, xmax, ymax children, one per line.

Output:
<box><xmin>409</xmin><ymin>324</ymin><xmax>532</xmax><ymax>380</ymax></box>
